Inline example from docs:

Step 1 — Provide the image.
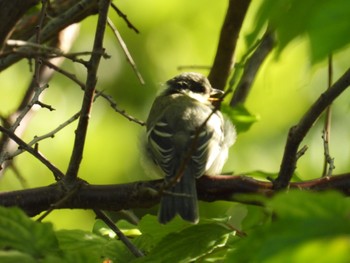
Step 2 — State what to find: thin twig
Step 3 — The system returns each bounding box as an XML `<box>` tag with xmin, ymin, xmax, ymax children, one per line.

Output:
<box><xmin>322</xmin><ymin>54</ymin><xmax>333</xmax><ymax>177</ymax></box>
<box><xmin>8</xmin><ymin>112</ymin><xmax>80</xmax><ymax>159</ymax></box>
<box><xmin>94</xmin><ymin>209</ymin><xmax>144</xmax><ymax>258</ymax></box>
<box><xmin>5</xmin><ymin>40</ymin><xmax>98</xmax><ymax>66</ymax></box>
<box><xmin>110</xmin><ymin>2</ymin><xmax>139</xmax><ymax>33</ymax></box>
<box><xmin>94</xmin><ymin>91</ymin><xmax>145</xmax><ymax>126</ymax></box>
<box><xmin>42</xmin><ymin>59</ymin><xmax>145</xmax><ymax>126</ymax></box>
<box><xmin>0</xmin><ymin>125</ymin><xmax>64</xmax><ymax>180</ymax></box>
<box><xmin>42</xmin><ymin>59</ymin><xmax>85</xmax><ymax>88</ymax></box>
<box><xmin>11</xmin><ymin>84</ymin><xmax>49</xmax><ymax>133</ymax></box>
<box><xmin>107</xmin><ymin>17</ymin><xmax>144</xmax><ymax>84</ymax></box>
<box><xmin>322</xmin><ymin>130</ymin><xmax>335</xmax><ymax>177</ymax></box>
<box><xmin>296</xmin><ymin>145</ymin><xmax>308</xmax><ymax>160</ymax></box>
<box><xmin>65</xmin><ymin>0</ymin><xmax>111</xmax><ymax>182</ymax></box>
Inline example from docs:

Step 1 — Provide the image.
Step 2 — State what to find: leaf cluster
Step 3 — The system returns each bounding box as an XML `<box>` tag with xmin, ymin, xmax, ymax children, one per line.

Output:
<box><xmin>2</xmin><ymin>190</ymin><xmax>350</xmax><ymax>262</ymax></box>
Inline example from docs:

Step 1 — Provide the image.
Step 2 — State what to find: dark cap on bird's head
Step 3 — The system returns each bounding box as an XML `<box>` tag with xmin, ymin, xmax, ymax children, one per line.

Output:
<box><xmin>164</xmin><ymin>72</ymin><xmax>223</xmax><ymax>100</ymax></box>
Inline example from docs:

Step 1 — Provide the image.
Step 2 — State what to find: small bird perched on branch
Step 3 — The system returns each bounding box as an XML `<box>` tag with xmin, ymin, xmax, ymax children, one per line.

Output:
<box><xmin>145</xmin><ymin>72</ymin><xmax>235</xmax><ymax>224</ymax></box>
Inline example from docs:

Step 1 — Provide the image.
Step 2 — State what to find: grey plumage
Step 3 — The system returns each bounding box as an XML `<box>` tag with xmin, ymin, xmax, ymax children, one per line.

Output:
<box><xmin>145</xmin><ymin>72</ymin><xmax>235</xmax><ymax>224</ymax></box>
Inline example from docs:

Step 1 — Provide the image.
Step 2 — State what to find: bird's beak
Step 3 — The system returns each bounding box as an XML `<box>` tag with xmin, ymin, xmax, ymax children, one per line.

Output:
<box><xmin>208</xmin><ymin>88</ymin><xmax>224</xmax><ymax>101</ymax></box>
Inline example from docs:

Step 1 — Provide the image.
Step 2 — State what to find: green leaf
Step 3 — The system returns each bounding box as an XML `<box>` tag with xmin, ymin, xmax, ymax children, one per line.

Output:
<box><xmin>308</xmin><ymin>0</ymin><xmax>350</xmax><ymax>61</ymax></box>
<box><xmin>0</xmin><ymin>207</ymin><xmax>59</xmax><ymax>259</ymax></box>
<box><xmin>136</xmin><ymin>222</ymin><xmax>231</xmax><ymax>263</ymax></box>
<box><xmin>226</xmin><ymin>190</ymin><xmax>350</xmax><ymax>262</ymax></box>
<box><xmin>56</xmin><ymin>229</ymin><xmax>115</xmax><ymax>262</ymax></box>
<box><xmin>138</xmin><ymin>215</ymin><xmax>193</xmax><ymax>245</ymax></box>
<box><xmin>93</xmin><ymin>219</ymin><xmax>141</xmax><ymax>238</ymax></box>
<box><xmin>249</xmin><ymin>0</ymin><xmax>350</xmax><ymax>62</ymax></box>
<box><xmin>0</xmin><ymin>251</ymin><xmax>37</xmax><ymax>263</ymax></box>
<box><xmin>221</xmin><ymin>104</ymin><xmax>259</xmax><ymax>133</ymax></box>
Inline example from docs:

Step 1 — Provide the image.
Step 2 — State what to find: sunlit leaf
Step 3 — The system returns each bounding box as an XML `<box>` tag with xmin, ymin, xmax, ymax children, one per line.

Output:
<box><xmin>136</xmin><ymin>222</ymin><xmax>231</xmax><ymax>262</ymax></box>
<box><xmin>221</xmin><ymin>104</ymin><xmax>259</xmax><ymax>133</ymax></box>
<box><xmin>249</xmin><ymin>0</ymin><xmax>350</xmax><ymax>62</ymax></box>
<box><xmin>225</xmin><ymin>191</ymin><xmax>350</xmax><ymax>262</ymax></box>
<box><xmin>0</xmin><ymin>207</ymin><xmax>58</xmax><ymax>258</ymax></box>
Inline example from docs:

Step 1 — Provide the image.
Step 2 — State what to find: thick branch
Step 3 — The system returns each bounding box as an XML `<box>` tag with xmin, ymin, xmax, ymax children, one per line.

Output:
<box><xmin>2</xmin><ymin>174</ymin><xmax>350</xmax><ymax>217</ymax></box>
<box><xmin>0</xmin><ymin>0</ymin><xmax>39</xmax><ymax>47</ymax></box>
<box><xmin>274</xmin><ymin>67</ymin><xmax>350</xmax><ymax>189</ymax></box>
<box><xmin>0</xmin><ymin>0</ymin><xmax>98</xmax><ymax>71</ymax></box>
<box><xmin>208</xmin><ymin>0</ymin><xmax>251</xmax><ymax>91</ymax></box>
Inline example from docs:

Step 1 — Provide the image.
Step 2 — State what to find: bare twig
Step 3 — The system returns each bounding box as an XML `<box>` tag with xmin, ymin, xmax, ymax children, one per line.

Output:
<box><xmin>322</xmin><ymin>130</ymin><xmax>335</xmax><ymax>177</ymax></box>
<box><xmin>8</xmin><ymin>112</ymin><xmax>80</xmax><ymax>159</ymax></box>
<box><xmin>65</xmin><ymin>0</ymin><xmax>111</xmax><ymax>182</ymax></box>
<box><xmin>42</xmin><ymin>59</ymin><xmax>145</xmax><ymax>126</ymax></box>
<box><xmin>42</xmin><ymin>59</ymin><xmax>85</xmax><ymax>88</ymax></box>
<box><xmin>208</xmin><ymin>0</ymin><xmax>251</xmax><ymax>91</ymax></box>
<box><xmin>0</xmin><ymin>125</ymin><xmax>64</xmax><ymax>180</ymax></box>
<box><xmin>107</xmin><ymin>17</ymin><xmax>144</xmax><ymax>84</ymax></box>
<box><xmin>110</xmin><ymin>2</ymin><xmax>139</xmax><ymax>33</ymax></box>
<box><xmin>94</xmin><ymin>91</ymin><xmax>145</xmax><ymax>126</ymax></box>
<box><xmin>12</xmin><ymin>85</ymin><xmax>49</xmax><ymax>133</ymax></box>
<box><xmin>94</xmin><ymin>209</ymin><xmax>144</xmax><ymax>258</ymax></box>
<box><xmin>6</xmin><ymin>39</ymin><xmax>92</xmax><ymax>66</ymax></box>
<box><xmin>296</xmin><ymin>145</ymin><xmax>308</xmax><ymax>160</ymax></box>
<box><xmin>322</xmin><ymin>54</ymin><xmax>333</xmax><ymax>177</ymax></box>
<box><xmin>0</xmin><ymin>0</ymin><xmax>98</xmax><ymax>71</ymax></box>
<box><xmin>274</xmin><ymin>67</ymin><xmax>350</xmax><ymax>190</ymax></box>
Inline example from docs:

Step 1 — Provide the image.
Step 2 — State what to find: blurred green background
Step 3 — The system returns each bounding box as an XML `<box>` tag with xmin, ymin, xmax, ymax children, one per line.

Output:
<box><xmin>0</xmin><ymin>0</ymin><xmax>350</xmax><ymax>230</ymax></box>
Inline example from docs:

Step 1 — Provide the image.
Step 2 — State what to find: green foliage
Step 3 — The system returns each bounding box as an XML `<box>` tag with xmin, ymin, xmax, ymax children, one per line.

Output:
<box><xmin>249</xmin><ymin>0</ymin><xmax>350</xmax><ymax>62</ymax></box>
<box><xmin>0</xmin><ymin>207</ymin><xmax>120</xmax><ymax>262</ymax></box>
<box><xmin>226</xmin><ymin>190</ymin><xmax>350</xmax><ymax>262</ymax></box>
<box><xmin>2</xmin><ymin>191</ymin><xmax>350</xmax><ymax>262</ymax></box>
<box><xmin>221</xmin><ymin>103</ymin><xmax>259</xmax><ymax>134</ymax></box>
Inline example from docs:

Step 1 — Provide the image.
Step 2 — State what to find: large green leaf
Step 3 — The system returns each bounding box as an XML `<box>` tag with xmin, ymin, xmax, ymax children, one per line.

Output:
<box><xmin>136</xmin><ymin>222</ymin><xmax>232</xmax><ymax>262</ymax></box>
<box><xmin>249</xmin><ymin>0</ymin><xmax>350</xmax><ymax>62</ymax></box>
<box><xmin>225</xmin><ymin>190</ymin><xmax>350</xmax><ymax>262</ymax></box>
<box><xmin>0</xmin><ymin>207</ymin><xmax>59</xmax><ymax>259</ymax></box>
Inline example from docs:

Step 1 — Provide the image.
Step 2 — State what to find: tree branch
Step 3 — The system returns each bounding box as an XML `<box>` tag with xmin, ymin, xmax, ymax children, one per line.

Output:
<box><xmin>0</xmin><ymin>0</ymin><xmax>39</xmax><ymax>47</ymax></box>
<box><xmin>208</xmin><ymin>0</ymin><xmax>251</xmax><ymax>91</ymax></box>
<box><xmin>2</xmin><ymin>173</ymin><xmax>350</xmax><ymax>217</ymax></box>
<box><xmin>230</xmin><ymin>31</ymin><xmax>275</xmax><ymax>106</ymax></box>
<box><xmin>0</xmin><ymin>125</ymin><xmax>64</xmax><ymax>180</ymax></box>
<box><xmin>0</xmin><ymin>0</ymin><xmax>98</xmax><ymax>70</ymax></box>
<box><xmin>65</xmin><ymin>0</ymin><xmax>111</xmax><ymax>182</ymax></box>
<box><xmin>274</xmin><ymin>67</ymin><xmax>350</xmax><ymax>189</ymax></box>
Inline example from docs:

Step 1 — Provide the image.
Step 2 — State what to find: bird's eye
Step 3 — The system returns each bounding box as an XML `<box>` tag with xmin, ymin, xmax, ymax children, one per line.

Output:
<box><xmin>189</xmin><ymin>81</ymin><xmax>206</xmax><ymax>94</ymax></box>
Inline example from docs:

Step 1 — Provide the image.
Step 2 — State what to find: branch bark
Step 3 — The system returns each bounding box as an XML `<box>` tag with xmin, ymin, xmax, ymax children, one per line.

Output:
<box><xmin>1</xmin><ymin>174</ymin><xmax>350</xmax><ymax>217</ymax></box>
<box><xmin>0</xmin><ymin>0</ymin><xmax>39</xmax><ymax>48</ymax></box>
<box><xmin>65</xmin><ymin>0</ymin><xmax>111</xmax><ymax>181</ymax></box>
<box><xmin>0</xmin><ymin>0</ymin><xmax>98</xmax><ymax>71</ymax></box>
<box><xmin>208</xmin><ymin>0</ymin><xmax>251</xmax><ymax>91</ymax></box>
<box><xmin>274</xmin><ymin>67</ymin><xmax>350</xmax><ymax>189</ymax></box>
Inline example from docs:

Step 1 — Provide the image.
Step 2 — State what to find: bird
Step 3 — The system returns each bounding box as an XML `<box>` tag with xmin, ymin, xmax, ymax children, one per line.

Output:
<box><xmin>145</xmin><ymin>72</ymin><xmax>235</xmax><ymax>224</ymax></box>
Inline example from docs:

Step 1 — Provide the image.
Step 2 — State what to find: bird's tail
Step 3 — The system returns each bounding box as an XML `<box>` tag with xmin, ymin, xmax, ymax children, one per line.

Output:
<box><xmin>158</xmin><ymin>170</ymin><xmax>198</xmax><ymax>224</ymax></box>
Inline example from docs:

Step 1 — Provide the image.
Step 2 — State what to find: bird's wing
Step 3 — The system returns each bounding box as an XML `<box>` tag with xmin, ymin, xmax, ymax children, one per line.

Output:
<box><xmin>147</xmin><ymin>120</ymin><xmax>175</xmax><ymax>176</ymax></box>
